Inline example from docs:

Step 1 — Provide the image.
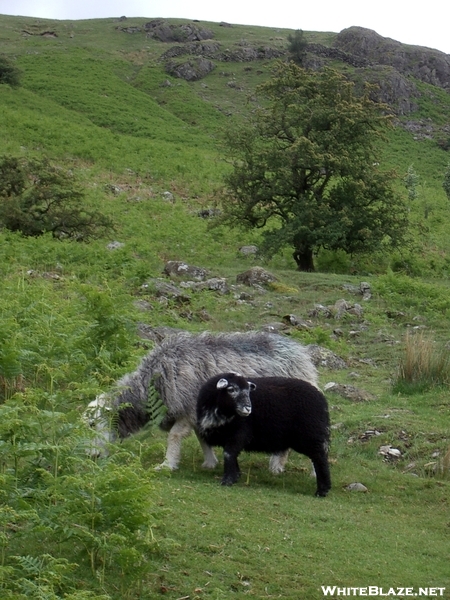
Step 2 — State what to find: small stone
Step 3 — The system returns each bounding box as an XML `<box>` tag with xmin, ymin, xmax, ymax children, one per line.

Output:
<box><xmin>239</xmin><ymin>245</ymin><xmax>258</xmax><ymax>255</ymax></box>
<box><xmin>106</xmin><ymin>241</ymin><xmax>125</xmax><ymax>250</ymax></box>
<box><xmin>346</xmin><ymin>483</ymin><xmax>368</xmax><ymax>492</ymax></box>
<box><xmin>378</xmin><ymin>445</ymin><xmax>402</xmax><ymax>458</ymax></box>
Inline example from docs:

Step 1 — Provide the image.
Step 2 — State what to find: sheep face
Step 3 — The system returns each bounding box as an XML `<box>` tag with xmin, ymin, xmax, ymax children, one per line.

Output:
<box><xmin>216</xmin><ymin>377</ymin><xmax>255</xmax><ymax>417</ymax></box>
<box><xmin>84</xmin><ymin>394</ymin><xmax>116</xmax><ymax>456</ymax></box>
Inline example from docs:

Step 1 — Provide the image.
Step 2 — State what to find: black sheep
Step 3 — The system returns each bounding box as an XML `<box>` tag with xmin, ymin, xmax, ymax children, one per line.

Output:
<box><xmin>196</xmin><ymin>372</ymin><xmax>331</xmax><ymax>497</ymax></box>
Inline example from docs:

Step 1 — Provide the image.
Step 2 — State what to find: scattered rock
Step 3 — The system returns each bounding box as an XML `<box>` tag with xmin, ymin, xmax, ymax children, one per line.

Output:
<box><xmin>179</xmin><ymin>277</ymin><xmax>229</xmax><ymax>294</ymax></box>
<box><xmin>282</xmin><ymin>314</ymin><xmax>313</xmax><ymax>329</ymax></box>
<box><xmin>238</xmin><ymin>245</ymin><xmax>258</xmax><ymax>256</ymax></box>
<box><xmin>261</xmin><ymin>322</ymin><xmax>289</xmax><ymax>333</ymax></box>
<box><xmin>359</xmin><ymin>429</ymin><xmax>382</xmax><ymax>441</ymax></box>
<box><xmin>403</xmin><ymin>462</ymin><xmax>417</xmax><ymax>473</ymax></box>
<box><xmin>334</xmin><ymin>299</ymin><xmax>351</xmax><ymax>318</ymax></box>
<box><xmin>106</xmin><ymin>241</ymin><xmax>125</xmax><ymax>250</ymax></box>
<box><xmin>133</xmin><ymin>299</ymin><xmax>153</xmax><ymax>311</ymax></box>
<box><xmin>163</xmin><ymin>261</ymin><xmax>209</xmax><ymax>281</ymax></box>
<box><xmin>348</xmin><ymin>303</ymin><xmax>364</xmax><ymax>317</ymax></box>
<box><xmin>308</xmin><ymin>303</ymin><xmax>333</xmax><ymax>318</ymax></box>
<box><xmin>360</xmin><ymin>281</ymin><xmax>371</xmax><ymax>300</ymax></box>
<box><xmin>166</xmin><ymin>57</ymin><xmax>216</xmax><ymax>81</ymax></box>
<box><xmin>236</xmin><ymin>266</ymin><xmax>278</xmax><ymax>287</ymax></box>
<box><xmin>234</xmin><ymin>291</ymin><xmax>254</xmax><ymax>302</ymax></box>
<box><xmin>307</xmin><ymin>346</ymin><xmax>348</xmax><ymax>370</ymax></box>
<box><xmin>324</xmin><ymin>382</ymin><xmax>376</xmax><ymax>402</ymax></box>
<box><xmin>41</xmin><ymin>272</ymin><xmax>61</xmax><ymax>281</ymax></box>
<box><xmin>118</xmin><ymin>26</ymin><xmax>141</xmax><ymax>34</ymax></box>
<box><xmin>142</xmin><ymin>278</ymin><xmax>190</xmax><ymax>302</ymax></box>
<box><xmin>348</xmin><ymin>371</ymin><xmax>361</xmax><ymax>379</ymax></box>
<box><xmin>378</xmin><ymin>445</ymin><xmax>402</xmax><ymax>459</ymax></box>
<box><xmin>162</xmin><ymin>191</ymin><xmax>174</xmax><ymax>202</ymax></box>
<box><xmin>105</xmin><ymin>184</ymin><xmax>124</xmax><ymax>195</ymax></box>
<box><xmin>335</xmin><ymin>26</ymin><xmax>450</xmax><ymax>92</ymax></box>
<box><xmin>144</xmin><ymin>20</ymin><xmax>214</xmax><ymax>43</ymax></box>
<box><xmin>309</xmin><ymin>299</ymin><xmax>364</xmax><ymax>319</ymax></box>
<box><xmin>386</xmin><ymin>310</ymin><xmax>407</xmax><ymax>320</ymax></box>
<box><xmin>341</xmin><ymin>281</ymin><xmax>371</xmax><ymax>300</ymax></box>
<box><xmin>197</xmin><ymin>208</ymin><xmax>221</xmax><ymax>218</ymax></box>
<box><xmin>341</xmin><ymin>284</ymin><xmax>361</xmax><ymax>295</ymax></box>
<box><xmin>345</xmin><ymin>482</ymin><xmax>368</xmax><ymax>492</ymax></box>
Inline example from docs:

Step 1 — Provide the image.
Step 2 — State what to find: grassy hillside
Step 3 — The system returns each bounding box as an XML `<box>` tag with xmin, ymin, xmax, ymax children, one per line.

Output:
<box><xmin>0</xmin><ymin>13</ymin><xmax>449</xmax><ymax>600</ymax></box>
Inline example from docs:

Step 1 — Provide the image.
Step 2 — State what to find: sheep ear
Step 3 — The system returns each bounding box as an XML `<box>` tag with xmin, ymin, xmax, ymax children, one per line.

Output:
<box><xmin>248</xmin><ymin>382</ymin><xmax>256</xmax><ymax>391</ymax></box>
<box><xmin>216</xmin><ymin>378</ymin><xmax>229</xmax><ymax>389</ymax></box>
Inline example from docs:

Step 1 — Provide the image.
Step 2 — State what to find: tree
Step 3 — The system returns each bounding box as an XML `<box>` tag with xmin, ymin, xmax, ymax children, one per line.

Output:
<box><xmin>220</xmin><ymin>62</ymin><xmax>409</xmax><ymax>271</ymax></box>
<box><xmin>0</xmin><ymin>55</ymin><xmax>21</xmax><ymax>86</ymax></box>
<box><xmin>0</xmin><ymin>155</ymin><xmax>114</xmax><ymax>239</ymax></box>
<box><xmin>287</xmin><ymin>30</ymin><xmax>307</xmax><ymax>66</ymax></box>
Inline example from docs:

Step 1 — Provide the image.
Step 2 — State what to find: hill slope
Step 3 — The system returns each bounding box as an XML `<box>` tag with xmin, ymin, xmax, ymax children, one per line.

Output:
<box><xmin>0</xmin><ymin>15</ymin><xmax>449</xmax><ymax>599</ymax></box>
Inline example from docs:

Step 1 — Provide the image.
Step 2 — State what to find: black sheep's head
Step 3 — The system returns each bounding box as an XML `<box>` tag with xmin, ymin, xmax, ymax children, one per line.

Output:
<box><xmin>216</xmin><ymin>373</ymin><xmax>256</xmax><ymax>417</ymax></box>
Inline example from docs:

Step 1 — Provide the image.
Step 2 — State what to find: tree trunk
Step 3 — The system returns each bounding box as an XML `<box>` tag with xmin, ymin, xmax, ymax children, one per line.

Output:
<box><xmin>292</xmin><ymin>246</ymin><xmax>315</xmax><ymax>272</ymax></box>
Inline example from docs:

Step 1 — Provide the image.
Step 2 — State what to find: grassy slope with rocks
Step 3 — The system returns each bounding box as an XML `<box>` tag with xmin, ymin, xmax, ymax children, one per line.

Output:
<box><xmin>0</xmin><ymin>13</ymin><xmax>449</xmax><ymax>599</ymax></box>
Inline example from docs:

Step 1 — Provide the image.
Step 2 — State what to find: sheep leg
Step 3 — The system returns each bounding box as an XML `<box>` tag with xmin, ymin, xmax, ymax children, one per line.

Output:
<box><xmin>221</xmin><ymin>449</ymin><xmax>241</xmax><ymax>486</ymax></box>
<box><xmin>194</xmin><ymin>431</ymin><xmax>219</xmax><ymax>469</ymax></box>
<box><xmin>155</xmin><ymin>417</ymin><xmax>193</xmax><ymax>470</ymax></box>
<box><xmin>309</xmin><ymin>447</ymin><xmax>331</xmax><ymax>497</ymax></box>
<box><xmin>269</xmin><ymin>450</ymin><xmax>290</xmax><ymax>474</ymax></box>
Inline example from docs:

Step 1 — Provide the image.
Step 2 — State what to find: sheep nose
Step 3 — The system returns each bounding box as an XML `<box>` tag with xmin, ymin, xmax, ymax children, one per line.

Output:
<box><xmin>237</xmin><ymin>404</ymin><xmax>252</xmax><ymax>417</ymax></box>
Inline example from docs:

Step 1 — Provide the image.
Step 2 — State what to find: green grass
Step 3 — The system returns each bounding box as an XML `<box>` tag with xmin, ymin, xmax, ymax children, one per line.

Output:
<box><xmin>116</xmin><ymin>426</ymin><xmax>450</xmax><ymax>599</ymax></box>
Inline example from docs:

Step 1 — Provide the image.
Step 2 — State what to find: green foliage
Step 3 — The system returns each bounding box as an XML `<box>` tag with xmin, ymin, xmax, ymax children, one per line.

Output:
<box><xmin>404</xmin><ymin>164</ymin><xmax>420</xmax><ymax>201</ymax></box>
<box><xmin>0</xmin><ymin>155</ymin><xmax>114</xmax><ymax>239</ymax></box>
<box><xmin>78</xmin><ymin>284</ymin><xmax>135</xmax><ymax>370</ymax></box>
<box><xmin>0</xmin><ymin>55</ymin><xmax>21</xmax><ymax>87</ymax></box>
<box><xmin>220</xmin><ymin>62</ymin><xmax>409</xmax><ymax>271</ymax></box>
<box><xmin>315</xmin><ymin>248</ymin><xmax>352</xmax><ymax>273</ymax></box>
<box><xmin>375</xmin><ymin>271</ymin><xmax>450</xmax><ymax>317</ymax></box>
<box><xmin>436</xmin><ymin>135</ymin><xmax>450</xmax><ymax>151</ymax></box>
<box><xmin>0</xmin><ymin>391</ymin><xmax>162</xmax><ymax>599</ymax></box>
<box><xmin>287</xmin><ymin>29</ymin><xmax>308</xmax><ymax>65</ymax></box>
<box><xmin>443</xmin><ymin>163</ymin><xmax>450</xmax><ymax>201</ymax></box>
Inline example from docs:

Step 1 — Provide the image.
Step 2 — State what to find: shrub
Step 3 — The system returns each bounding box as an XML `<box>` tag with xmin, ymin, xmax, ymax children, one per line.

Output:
<box><xmin>393</xmin><ymin>331</ymin><xmax>450</xmax><ymax>394</ymax></box>
<box><xmin>0</xmin><ymin>392</ymin><xmax>162</xmax><ymax>599</ymax></box>
<box><xmin>0</xmin><ymin>55</ymin><xmax>21</xmax><ymax>86</ymax></box>
<box><xmin>0</xmin><ymin>155</ymin><xmax>114</xmax><ymax>240</ymax></box>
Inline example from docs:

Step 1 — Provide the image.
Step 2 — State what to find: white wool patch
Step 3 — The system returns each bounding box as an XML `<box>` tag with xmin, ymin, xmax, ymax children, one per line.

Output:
<box><xmin>83</xmin><ymin>394</ymin><xmax>114</xmax><ymax>456</ymax></box>
<box><xmin>199</xmin><ymin>408</ymin><xmax>234</xmax><ymax>434</ymax></box>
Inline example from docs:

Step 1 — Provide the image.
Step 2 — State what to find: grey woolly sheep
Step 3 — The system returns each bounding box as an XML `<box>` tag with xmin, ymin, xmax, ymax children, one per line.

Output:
<box><xmin>86</xmin><ymin>331</ymin><xmax>319</xmax><ymax>472</ymax></box>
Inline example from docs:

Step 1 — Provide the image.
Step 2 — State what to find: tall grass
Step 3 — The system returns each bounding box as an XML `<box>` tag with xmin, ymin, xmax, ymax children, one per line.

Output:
<box><xmin>393</xmin><ymin>330</ymin><xmax>450</xmax><ymax>394</ymax></box>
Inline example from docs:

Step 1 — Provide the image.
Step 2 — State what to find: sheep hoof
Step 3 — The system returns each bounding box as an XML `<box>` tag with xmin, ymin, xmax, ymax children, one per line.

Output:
<box><xmin>221</xmin><ymin>474</ymin><xmax>239</xmax><ymax>486</ymax></box>
<box><xmin>269</xmin><ymin>464</ymin><xmax>285</xmax><ymax>475</ymax></box>
<box><xmin>315</xmin><ymin>489</ymin><xmax>330</xmax><ymax>497</ymax></box>
<box><xmin>269</xmin><ymin>454</ymin><xmax>287</xmax><ymax>474</ymax></box>
<box><xmin>202</xmin><ymin>458</ymin><xmax>219</xmax><ymax>469</ymax></box>
<box><xmin>154</xmin><ymin>460</ymin><xmax>177</xmax><ymax>471</ymax></box>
